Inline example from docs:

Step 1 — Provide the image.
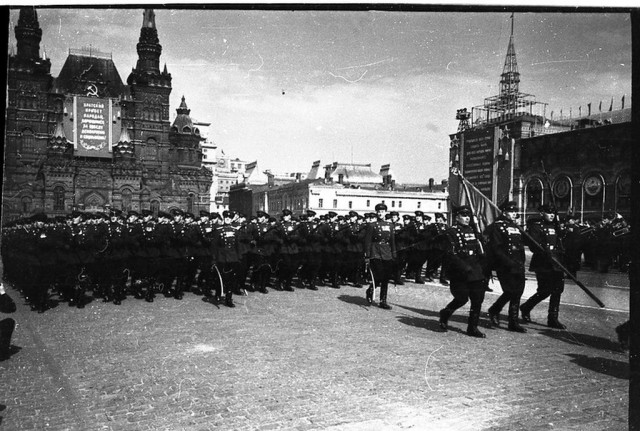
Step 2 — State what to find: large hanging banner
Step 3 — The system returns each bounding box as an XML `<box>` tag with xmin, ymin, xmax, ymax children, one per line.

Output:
<box><xmin>461</xmin><ymin>127</ymin><xmax>497</xmax><ymax>199</ymax></box>
<box><xmin>64</xmin><ymin>95</ymin><xmax>121</xmax><ymax>158</ymax></box>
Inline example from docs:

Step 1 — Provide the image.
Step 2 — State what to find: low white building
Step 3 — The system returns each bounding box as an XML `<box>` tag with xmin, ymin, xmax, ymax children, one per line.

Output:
<box><xmin>230</xmin><ymin>160</ymin><xmax>449</xmax><ymax>219</ymax></box>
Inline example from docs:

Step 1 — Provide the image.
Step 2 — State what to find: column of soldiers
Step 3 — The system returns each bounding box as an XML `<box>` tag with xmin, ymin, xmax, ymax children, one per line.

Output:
<box><xmin>1</xmin><ymin>206</ymin><xmax>453</xmax><ymax>312</ymax></box>
<box><xmin>1</xmin><ymin>203</ymin><xmax>629</xmax><ymax>340</ymax></box>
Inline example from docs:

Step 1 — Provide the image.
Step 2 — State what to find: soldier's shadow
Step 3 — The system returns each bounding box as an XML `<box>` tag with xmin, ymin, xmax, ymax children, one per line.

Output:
<box><xmin>565</xmin><ymin>353</ymin><xmax>629</xmax><ymax>379</ymax></box>
<box><xmin>537</xmin><ymin>328</ymin><xmax>624</xmax><ymax>352</ymax></box>
<box><xmin>394</xmin><ymin>304</ymin><xmax>474</xmax><ymax>335</ymax></box>
<box><xmin>337</xmin><ymin>294</ymin><xmax>374</xmax><ymax>309</ymax></box>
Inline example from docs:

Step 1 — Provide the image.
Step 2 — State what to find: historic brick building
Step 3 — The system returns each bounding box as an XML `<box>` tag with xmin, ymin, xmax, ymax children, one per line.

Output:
<box><xmin>3</xmin><ymin>8</ymin><xmax>212</xmax><ymax>223</ymax></box>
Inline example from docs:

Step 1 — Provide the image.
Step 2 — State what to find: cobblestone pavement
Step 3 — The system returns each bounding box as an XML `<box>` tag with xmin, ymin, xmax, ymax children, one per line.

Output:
<box><xmin>0</xmin><ymin>277</ymin><xmax>629</xmax><ymax>431</ymax></box>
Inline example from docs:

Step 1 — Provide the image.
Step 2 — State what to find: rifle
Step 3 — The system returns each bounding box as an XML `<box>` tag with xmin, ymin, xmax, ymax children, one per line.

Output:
<box><xmin>454</xmin><ymin>168</ymin><xmax>605</xmax><ymax>308</ymax></box>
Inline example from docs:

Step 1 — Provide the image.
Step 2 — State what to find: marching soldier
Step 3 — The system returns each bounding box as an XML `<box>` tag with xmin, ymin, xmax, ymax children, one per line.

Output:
<box><xmin>406</xmin><ymin>211</ymin><xmax>430</xmax><ymax>284</ymax></box>
<box><xmin>364</xmin><ymin>203</ymin><xmax>396</xmax><ymax>310</ymax></box>
<box><xmin>485</xmin><ymin>201</ymin><xmax>527</xmax><ymax>333</ymax></box>
<box><xmin>520</xmin><ymin>203</ymin><xmax>567</xmax><ymax>329</ymax></box>
<box><xmin>276</xmin><ymin>209</ymin><xmax>301</xmax><ymax>292</ymax></box>
<box><xmin>212</xmin><ymin>210</ymin><xmax>240</xmax><ymax>307</ymax></box>
<box><xmin>298</xmin><ymin>210</ymin><xmax>322</xmax><ymax>290</ymax></box>
<box><xmin>438</xmin><ymin>205</ymin><xmax>488</xmax><ymax>338</ymax></box>
<box><xmin>425</xmin><ymin>212</ymin><xmax>449</xmax><ymax>285</ymax></box>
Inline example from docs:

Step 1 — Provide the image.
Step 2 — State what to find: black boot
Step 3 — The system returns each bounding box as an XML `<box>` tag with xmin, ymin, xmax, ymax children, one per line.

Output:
<box><xmin>466</xmin><ymin>310</ymin><xmax>486</xmax><ymax>338</ymax></box>
<box><xmin>547</xmin><ymin>293</ymin><xmax>566</xmax><ymax>329</ymax></box>
<box><xmin>225</xmin><ymin>292</ymin><xmax>235</xmax><ymax>308</ymax></box>
<box><xmin>488</xmin><ymin>295</ymin><xmax>509</xmax><ymax>327</ymax></box>
<box><xmin>366</xmin><ymin>285</ymin><xmax>373</xmax><ymax>305</ymax></box>
<box><xmin>507</xmin><ymin>302</ymin><xmax>527</xmax><ymax>333</ymax></box>
<box><xmin>0</xmin><ymin>318</ymin><xmax>16</xmax><ymax>360</ymax></box>
<box><xmin>439</xmin><ymin>308</ymin><xmax>452</xmax><ymax>331</ymax></box>
<box><xmin>520</xmin><ymin>292</ymin><xmax>545</xmax><ymax>323</ymax></box>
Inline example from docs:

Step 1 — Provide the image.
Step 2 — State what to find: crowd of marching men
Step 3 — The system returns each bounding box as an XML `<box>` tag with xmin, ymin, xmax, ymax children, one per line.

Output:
<box><xmin>0</xmin><ymin>206</ymin><xmax>450</xmax><ymax>313</ymax></box>
<box><xmin>0</xmin><ymin>203</ymin><xmax>630</xmax><ymax>340</ymax></box>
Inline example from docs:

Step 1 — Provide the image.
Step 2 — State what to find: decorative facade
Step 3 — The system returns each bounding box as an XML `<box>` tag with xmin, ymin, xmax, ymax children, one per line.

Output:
<box><xmin>448</xmin><ymin>14</ymin><xmax>631</xmax><ymax>222</ymax></box>
<box><xmin>3</xmin><ymin>7</ymin><xmax>212</xmax><ymax>223</ymax></box>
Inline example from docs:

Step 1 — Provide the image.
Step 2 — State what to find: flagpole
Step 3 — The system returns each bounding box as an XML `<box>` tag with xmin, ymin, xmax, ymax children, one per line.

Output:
<box><xmin>452</xmin><ymin>168</ymin><xmax>605</xmax><ymax>308</ymax></box>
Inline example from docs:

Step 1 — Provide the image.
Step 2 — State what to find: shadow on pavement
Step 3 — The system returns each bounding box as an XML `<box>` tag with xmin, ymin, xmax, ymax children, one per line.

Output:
<box><xmin>393</xmin><ymin>304</ymin><xmax>480</xmax><ymax>335</ymax></box>
<box><xmin>337</xmin><ymin>294</ymin><xmax>378</xmax><ymax>311</ymax></box>
<box><xmin>565</xmin><ymin>353</ymin><xmax>629</xmax><ymax>379</ymax></box>
<box><xmin>537</xmin><ymin>328</ymin><xmax>623</xmax><ymax>352</ymax></box>
<box><xmin>0</xmin><ymin>403</ymin><xmax>5</xmax><ymax>427</ymax></box>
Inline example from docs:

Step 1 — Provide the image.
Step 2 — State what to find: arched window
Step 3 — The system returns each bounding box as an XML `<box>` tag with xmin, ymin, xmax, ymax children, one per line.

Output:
<box><xmin>187</xmin><ymin>193</ymin><xmax>195</xmax><ymax>214</ymax></box>
<box><xmin>53</xmin><ymin>186</ymin><xmax>65</xmax><ymax>211</ymax></box>
<box><xmin>22</xmin><ymin>129</ymin><xmax>35</xmax><ymax>153</ymax></box>
<box><xmin>21</xmin><ymin>196</ymin><xmax>32</xmax><ymax>214</ymax></box>
<box><xmin>582</xmin><ymin>174</ymin><xmax>605</xmax><ymax>218</ymax></box>
<box><xmin>615</xmin><ymin>172</ymin><xmax>630</xmax><ymax>214</ymax></box>
<box><xmin>525</xmin><ymin>178</ymin><xmax>544</xmax><ymax>212</ymax></box>
<box><xmin>552</xmin><ymin>175</ymin><xmax>573</xmax><ymax>213</ymax></box>
<box><xmin>150</xmin><ymin>200</ymin><xmax>160</xmax><ymax>216</ymax></box>
<box><xmin>121</xmin><ymin>189</ymin><xmax>132</xmax><ymax>212</ymax></box>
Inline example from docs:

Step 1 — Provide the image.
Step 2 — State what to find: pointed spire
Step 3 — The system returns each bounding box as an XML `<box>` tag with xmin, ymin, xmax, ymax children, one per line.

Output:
<box><xmin>163</xmin><ymin>63</ymin><xmax>168</xmax><ymax>74</ymax></box>
<box><xmin>48</xmin><ymin>120</ymin><xmax>70</xmax><ymax>155</ymax></box>
<box><xmin>15</xmin><ymin>7</ymin><xmax>43</xmax><ymax>61</ymax></box>
<box><xmin>499</xmin><ymin>13</ymin><xmax>520</xmax><ymax>106</ymax></box>
<box><xmin>143</xmin><ymin>9</ymin><xmax>156</xmax><ymax>29</ymax></box>
<box><xmin>176</xmin><ymin>95</ymin><xmax>190</xmax><ymax>116</ymax></box>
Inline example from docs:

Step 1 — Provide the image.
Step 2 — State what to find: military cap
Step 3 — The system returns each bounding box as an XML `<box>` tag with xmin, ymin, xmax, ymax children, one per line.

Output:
<box><xmin>210</xmin><ymin>212</ymin><xmax>221</xmax><ymax>220</ymax></box>
<box><xmin>307</xmin><ymin>210</ymin><xmax>317</xmax><ymax>217</ymax></box>
<box><xmin>375</xmin><ymin>203</ymin><xmax>387</xmax><ymax>211</ymax></box>
<box><xmin>71</xmin><ymin>210</ymin><xmax>86</xmax><ymax>221</ymax></box>
<box><xmin>143</xmin><ymin>221</ymin><xmax>155</xmax><ymax>230</ymax></box>
<box><xmin>326</xmin><ymin>211</ymin><xmax>338</xmax><ymax>218</ymax></box>
<box><xmin>184</xmin><ymin>212</ymin><xmax>195</xmax><ymax>220</ymax></box>
<box><xmin>424</xmin><ymin>214</ymin><xmax>432</xmax><ymax>221</ymax></box>
<box><xmin>348</xmin><ymin>211</ymin><xmax>359</xmax><ymax>218</ymax></box>
<box><xmin>365</xmin><ymin>212</ymin><xmax>377</xmax><ymax>219</ymax></box>
<box><xmin>256</xmin><ymin>210</ymin><xmax>269</xmax><ymax>219</ymax></box>
<box><xmin>141</xmin><ymin>209</ymin><xmax>154</xmax><ymax>218</ymax></box>
<box><xmin>171</xmin><ymin>208</ymin><xmax>184</xmax><ymax>217</ymax></box>
<box><xmin>223</xmin><ymin>210</ymin><xmax>236</xmax><ymax>219</ymax></box>
<box><xmin>196</xmin><ymin>210</ymin><xmax>208</xmax><ymax>218</ymax></box>
<box><xmin>282</xmin><ymin>209</ymin><xmax>292</xmax><ymax>217</ymax></box>
<box><xmin>453</xmin><ymin>205</ymin><xmax>472</xmax><ymax>216</ymax></box>
<box><xmin>268</xmin><ymin>216</ymin><xmax>278</xmax><ymax>223</ymax></box>
<box><xmin>127</xmin><ymin>210</ymin><xmax>140</xmax><ymax>218</ymax></box>
<box><xmin>157</xmin><ymin>211</ymin><xmax>172</xmax><ymax>220</ymax></box>
<box><xmin>434</xmin><ymin>212</ymin><xmax>445</xmax><ymax>220</ymax></box>
<box><xmin>384</xmin><ymin>214</ymin><xmax>392</xmax><ymax>220</ymax></box>
<box><xmin>402</xmin><ymin>214</ymin><xmax>413</xmax><ymax>221</ymax></box>
<box><xmin>299</xmin><ymin>214</ymin><xmax>309</xmax><ymax>221</ymax></box>
<box><xmin>237</xmin><ymin>212</ymin><xmax>247</xmax><ymax>219</ymax></box>
<box><xmin>31</xmin><ymin>212</ymin><xmax>48</xmax><ymax>223</ymax></box>
<box><xmin>499</xmin><ymin>200</ymin><xmax>519</xmax><ymax>212</ymax></box>
<box><xmin>95</xmin><ymin>212</ymin><xmax>109</xmax><ymax>221</ymax></box>
<box><xmin>565</xmin><ymin>212</ymin><xmax>579</xmax><ymax>220</ymax></box>
<box><xmin>538</xmin><ymin>203</ymin><xmax>556</xmax><ymax>214</ymax></box>
<box><xmin>109</xmin><ymin>208</ymin><xmax>123</xmax><ymax>218</ymax></box>
<box><xmin>390</xmin><ymin>211</ymin><xmax>399</xmax><ymax>217</ymax></box>
<box><xmin>54</xmin><ymin>215</ymin><xmax>67</xmax><ymax>223</ymax></box>
<box><xmin>415</xmin><ymin>210</ymin><xmax>424</xmax><ymax>217</ymax></box>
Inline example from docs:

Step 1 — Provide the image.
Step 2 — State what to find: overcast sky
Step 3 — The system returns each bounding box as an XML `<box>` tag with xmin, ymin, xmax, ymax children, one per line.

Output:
<box><xmin>7</xmin><ymin>7</ymin><xmax>632</xmax><ymax>183</ymax></box>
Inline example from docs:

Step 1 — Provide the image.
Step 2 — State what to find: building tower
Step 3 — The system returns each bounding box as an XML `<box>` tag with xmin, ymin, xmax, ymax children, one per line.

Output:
<box><xmin>125</xmin><ymin>8</ymin><xmax>172</xmax><ymax>152</ymax></box>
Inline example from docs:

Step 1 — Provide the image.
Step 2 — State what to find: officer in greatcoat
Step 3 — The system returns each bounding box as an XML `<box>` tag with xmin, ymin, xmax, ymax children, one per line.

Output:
<box><xmin>364</xmin><ymin>203</ymin><xmax>396</xmax><ymax>309</ymax></box>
